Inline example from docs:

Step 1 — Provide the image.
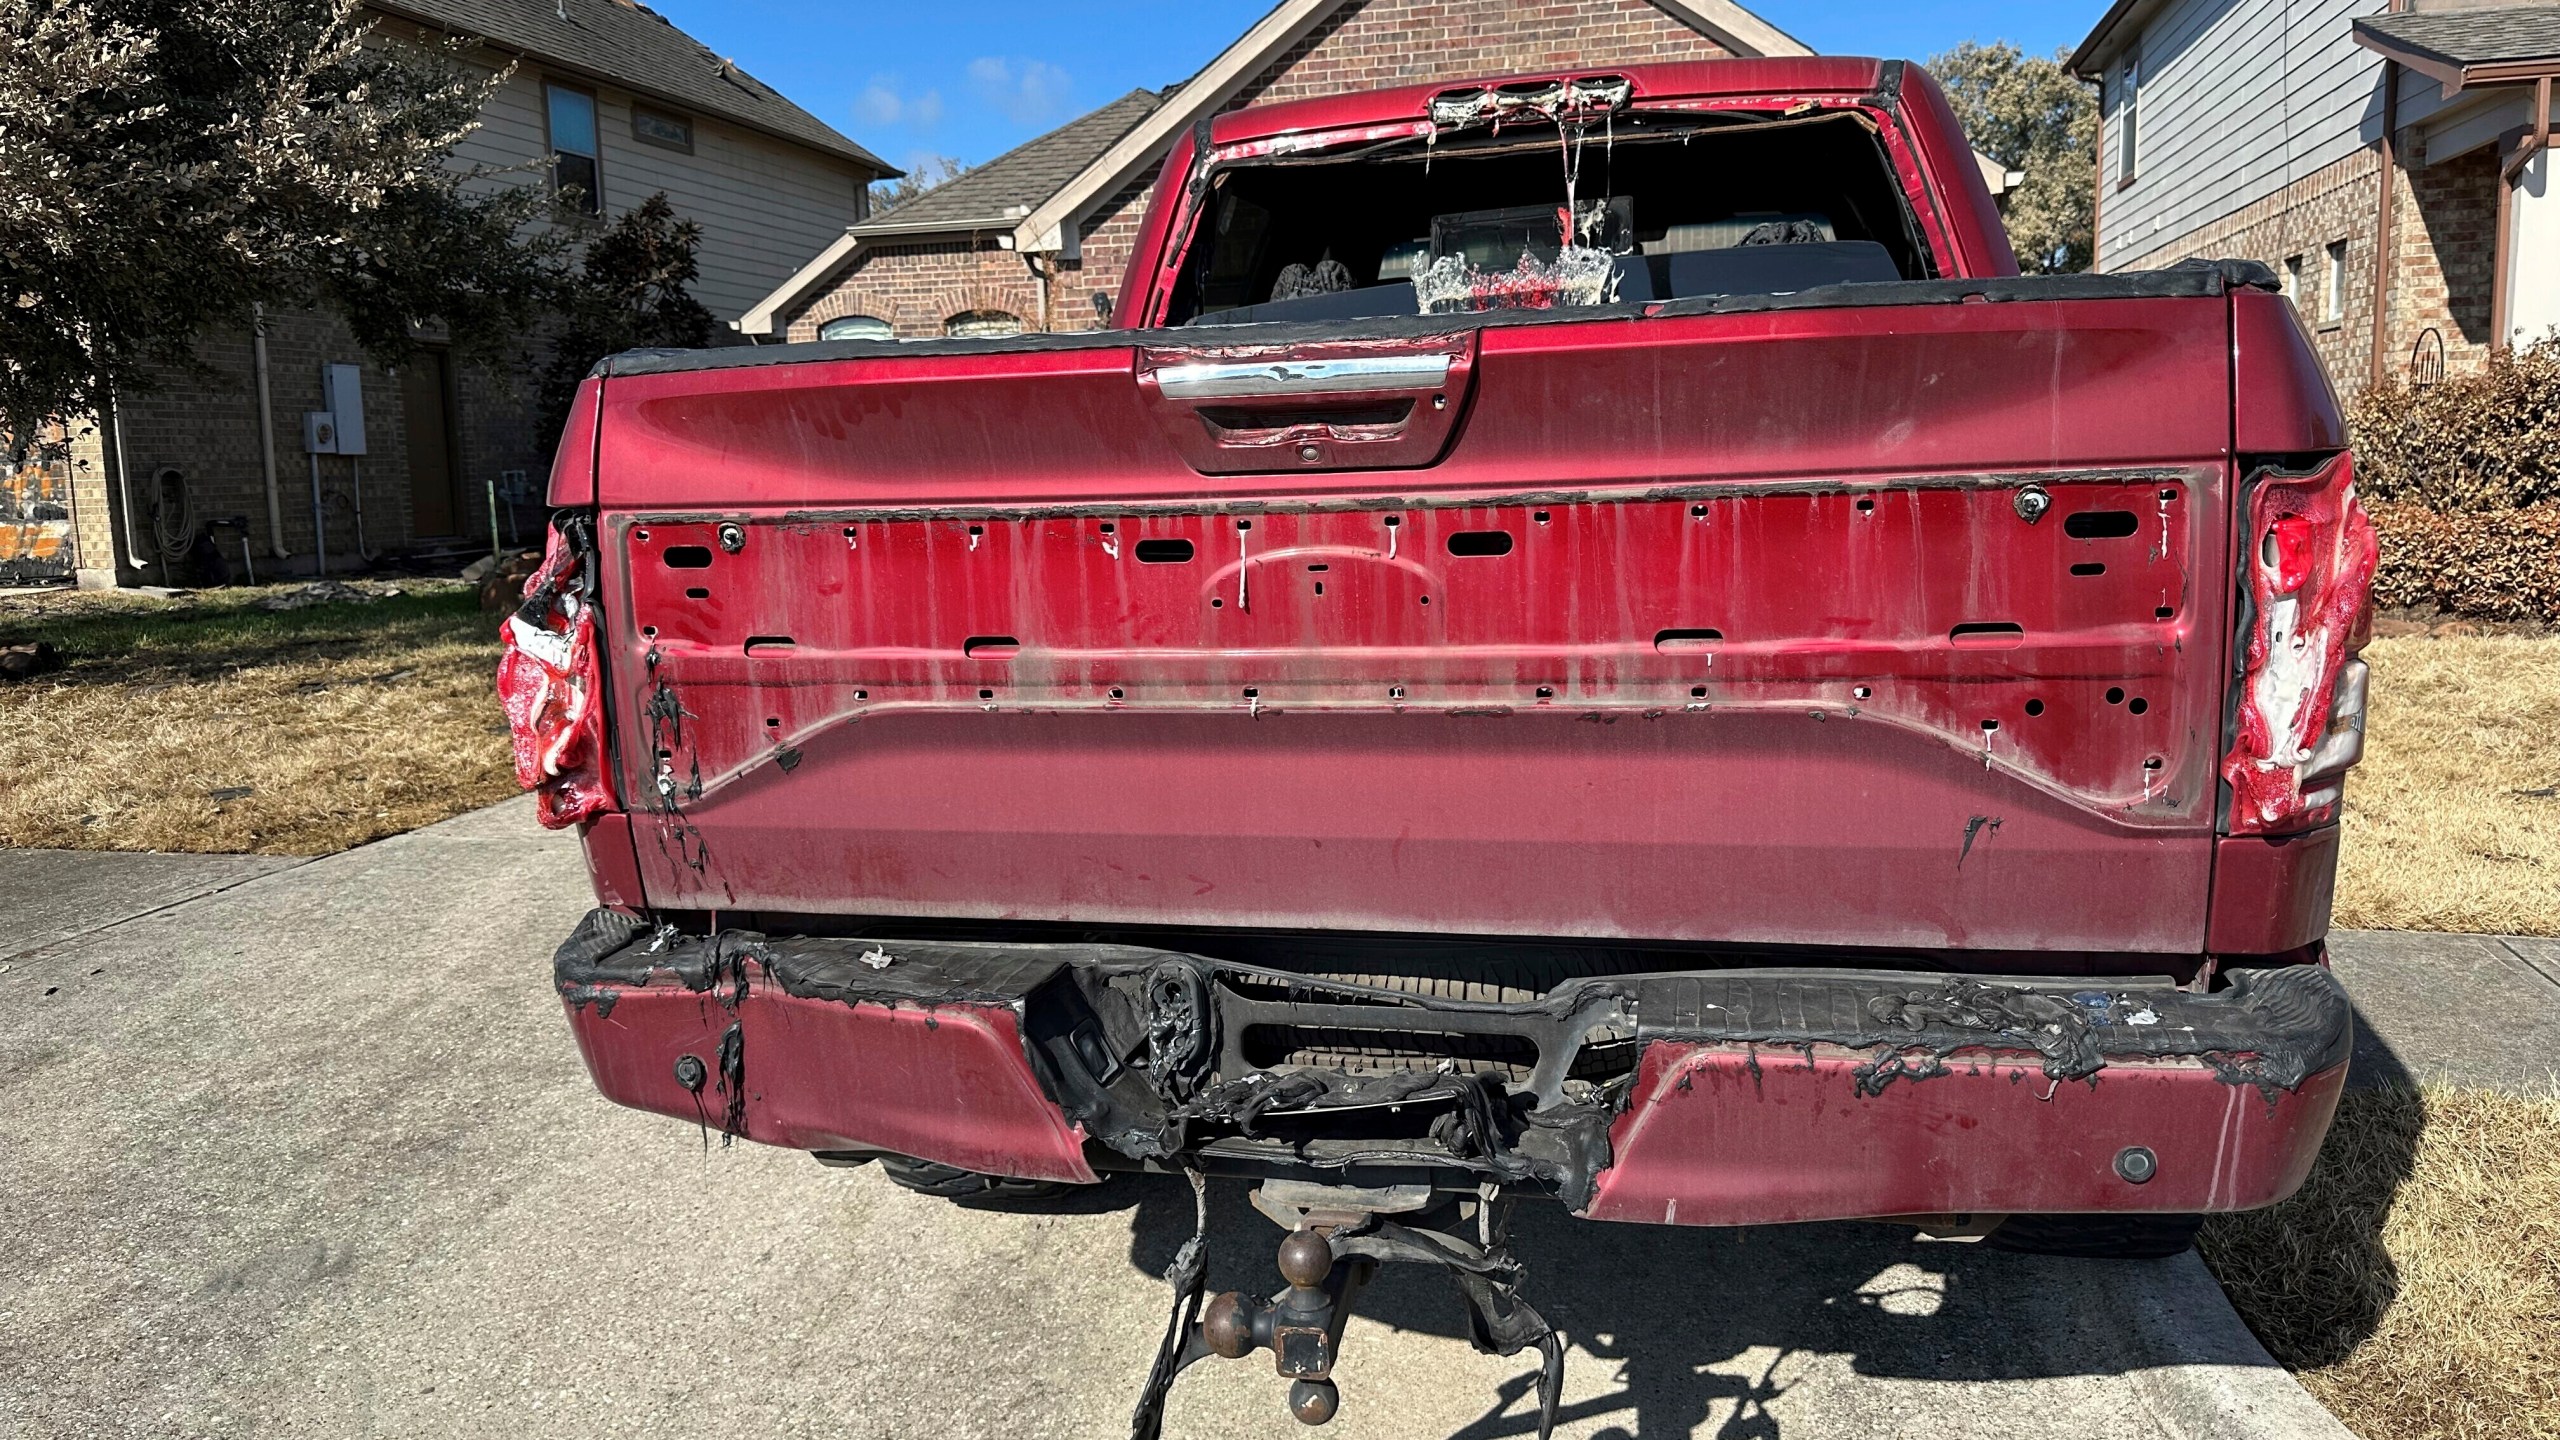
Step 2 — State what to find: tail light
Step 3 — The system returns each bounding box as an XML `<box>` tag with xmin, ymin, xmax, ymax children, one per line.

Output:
<box><xmin>497</xmin><ymin>518</ymin><xmax>613</xmax><ymax>829</ymax></box>
<box><xmin>2260</xmin><ymin>515</ymin><xmax>2315</xmax><ymax>595</ymax></box>
<box><xmin>2221</xmin><ymin>456</ymin><xmax>2378</xmax><ymax>834</ymax></box>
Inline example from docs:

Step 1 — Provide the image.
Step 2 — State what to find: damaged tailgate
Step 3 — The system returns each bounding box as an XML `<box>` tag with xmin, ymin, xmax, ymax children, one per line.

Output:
<box><xmin>590</xmin><ymin>276</ymin><xmax>2245</xmax><ymax>953</ymax></box>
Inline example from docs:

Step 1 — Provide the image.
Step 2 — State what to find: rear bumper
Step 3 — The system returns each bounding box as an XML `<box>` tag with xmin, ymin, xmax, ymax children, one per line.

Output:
<box><xmin>554</xmin><ymin>911</ymin><xmax>2350</xmax><ymax>1224</ymax></box>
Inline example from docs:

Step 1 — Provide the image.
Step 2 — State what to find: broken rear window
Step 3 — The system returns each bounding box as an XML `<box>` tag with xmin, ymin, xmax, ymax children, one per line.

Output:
<box><xmin>1170</xmin><ymin>88</ymin><xmax>1934</xmax><ymax>327</ymax></box>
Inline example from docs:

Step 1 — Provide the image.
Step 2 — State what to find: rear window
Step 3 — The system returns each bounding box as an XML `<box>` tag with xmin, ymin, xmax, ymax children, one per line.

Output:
<box><xmin>1167</xmin><ymin>81</ymin><xmax>1932</xmax><ymax>327</ymax></box>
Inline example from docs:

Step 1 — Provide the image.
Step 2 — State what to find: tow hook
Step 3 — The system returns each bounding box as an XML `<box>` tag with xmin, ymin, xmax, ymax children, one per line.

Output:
<box><xmin>1129</xmin><ymin>1179</ymin><xmax>1564</xmax><ymax>1440</ymax></box>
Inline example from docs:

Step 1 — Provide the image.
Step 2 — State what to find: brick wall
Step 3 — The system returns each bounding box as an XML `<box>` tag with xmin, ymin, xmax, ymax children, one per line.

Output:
<box><xmin>62</xmin><ymin>424</ymin><xmax>114</xmax><ymax>581</ymax></box>
<box><xmin>2104</xmin><ymin>139</ymin><xmax>2506</xmax><ymax>398</ymax></box>
<box><xmin>780</xmin><ymin>0</ymin><xmax>1733</xmax><ymax>340</ymax></box>
<box><xmin>788</xmin><ymin>238</ymin><xmax>1050</xmax><ymax>341</ymax></box>
<box><xmin>1236</xmin><ymin>0</ymin><xmax>1726</xmax><ymax>109</ymax></box>
<box><xmin>2388</xmin><ymin>145</ymin><xmax>2500</xmax><ymax>384</ymax></box>
<box><xmin>67</xmin><ymin>306</ymin><xmax>547</xmax><ymax>584</ymax></box>
<box><xmin>2117</xmin><ymin>148</ymin><xmax>2381</xmax><ymax>391</ymax></box>
<box><xmin>1064</xmin><ymin>169</ymin><xmax>1166</xmax><ymax>329</ymax></box>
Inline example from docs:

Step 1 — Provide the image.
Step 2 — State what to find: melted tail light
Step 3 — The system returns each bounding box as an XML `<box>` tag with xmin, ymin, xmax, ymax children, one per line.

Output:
<box><xmin>497</xmin><ymin>519</ymin><xmax>613</xmax><ymax>829</ymax></box>
<box><xmin>2221</xmin><ymin>457</ymin><xmax>2378</xmax><ymax>835</ymax></box>
<box><xmin>2260</xmin><ymin>515</ymin><xmax>2315</xmax><ymax>595</ymax></box>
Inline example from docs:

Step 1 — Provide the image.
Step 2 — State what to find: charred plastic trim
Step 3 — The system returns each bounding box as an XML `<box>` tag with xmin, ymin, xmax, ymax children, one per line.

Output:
<box><xmin>1634</xmin><ymin>964</ymin><xmax>2351</xmax><ymax>1100</ymax></box>
<box><xmin>1866</xmin><ymin>58</ymin><xmax>1908</xmax><ymax>106</ymax></box>
<box><xmin>598</xmin><ymin>259</ymin><xmax>2281</xmax><ymax>378</ymax></box>
<box><xmin>552</xmin><ymin>910</ymin><xmax>2352</xmax><ymax>1204</ymax></box>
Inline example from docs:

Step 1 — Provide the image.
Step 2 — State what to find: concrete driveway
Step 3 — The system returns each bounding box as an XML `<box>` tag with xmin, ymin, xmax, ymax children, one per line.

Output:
<box><xmin>1</xmin><ymin>801</ymin><xmax>2362</xmax><ymax>1440</ymax></box>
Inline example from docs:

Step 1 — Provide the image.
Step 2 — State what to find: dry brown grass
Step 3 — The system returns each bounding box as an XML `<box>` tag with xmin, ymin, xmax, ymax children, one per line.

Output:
<box><xmin>0</xmin><ymin>583</ymin><xmax>515</xmax><ymax>855</ymax></box>
<box><xmin>2203</xmin><ymin>1086</ymin><xmax>2560</xmax><ymax>1440</ymax></box>
<box><xmin>2334</xmin><ymin>633</ymin><xmax>2560</xmax><ymax>936</ymax></box>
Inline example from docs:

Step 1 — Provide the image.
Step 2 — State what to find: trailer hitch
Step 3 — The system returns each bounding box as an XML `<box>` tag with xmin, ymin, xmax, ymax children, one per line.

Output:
<box><xmin>1128</xmin><ymin>1178</ymin><xmax>1564</xmax><ymax>1440</ymax></box>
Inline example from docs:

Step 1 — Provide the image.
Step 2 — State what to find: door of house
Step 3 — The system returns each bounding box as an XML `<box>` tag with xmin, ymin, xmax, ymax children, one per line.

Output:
<box><xmin>402</xmin><ymin>350</ymin><xmax>461</xmax><ymax>539</ymax></box>
<box><xmin>2509</xmin><ymin>150</ymin><xmax>2559</xmax><ymax>348</ymax></box>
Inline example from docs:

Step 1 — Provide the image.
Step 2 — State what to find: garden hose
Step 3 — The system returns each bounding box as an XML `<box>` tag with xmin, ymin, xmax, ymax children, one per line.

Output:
<box><xmin>149</xmin><ymin>467</ymin><xmax>195</xmax><ymax>562</ymax></box>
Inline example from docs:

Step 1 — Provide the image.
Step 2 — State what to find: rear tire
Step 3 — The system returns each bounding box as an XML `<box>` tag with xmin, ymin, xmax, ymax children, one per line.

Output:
<box><xmin>877</xmin><ymin>1155</ymin><xmax>1084</xmax><ymax>1205</ymax></box>
<box><xmin>1987</xmin><ymin>1212</ymin><xmax>2204</xmax><ymax>1259</ymax></box>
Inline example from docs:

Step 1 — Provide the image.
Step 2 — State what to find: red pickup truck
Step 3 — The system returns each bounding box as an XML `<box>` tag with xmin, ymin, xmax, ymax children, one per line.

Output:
<box><xmin>503</xmin><ymin>56</ymin><xmax>2375</xmax><ymax>1434</ymax></box>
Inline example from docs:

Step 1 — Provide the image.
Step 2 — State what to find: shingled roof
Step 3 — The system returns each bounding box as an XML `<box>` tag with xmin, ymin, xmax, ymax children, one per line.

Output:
<box><xmin>858</xmin><ymin>90</ymin><xmax>1167</xmax><ymax>233</ymax></box>
<box><xmin>2355</xmin><ymin>7</ymin><xmax>2560</xmax><ymax>72</ymax></box>
<box><xmin>375</xmin><ymin>0</ymin><xmax>894</xmax><ymax>174</ymax></box>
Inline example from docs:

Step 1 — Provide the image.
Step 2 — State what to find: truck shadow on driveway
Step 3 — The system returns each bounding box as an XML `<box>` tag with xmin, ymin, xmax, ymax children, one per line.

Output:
<box><xmin>959</xmin><ymin>1018</ymin><xmax>2430</xmax><ymax>1437</ymax></box>
<box><xmin>1016</xmin><ymin>1071</ymin><xmax>2421</xmax><ymax>1440</ymax></box>
<box><xmin>1052</xmin><ymin>1177</ymin><xmax>2193</xmax><ymax>1439</ymax></box>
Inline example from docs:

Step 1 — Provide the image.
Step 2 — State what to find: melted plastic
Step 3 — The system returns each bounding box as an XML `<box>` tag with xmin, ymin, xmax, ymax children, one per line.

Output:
<box><xmin>2220</xmin><ymin>459</ymin><xmax>2378</xmax><ymax>834</ymax></box>
<box><xmin>497</xmin><ymin>524</ymin><xmax>612</xmax><ymax>829</ymax></box>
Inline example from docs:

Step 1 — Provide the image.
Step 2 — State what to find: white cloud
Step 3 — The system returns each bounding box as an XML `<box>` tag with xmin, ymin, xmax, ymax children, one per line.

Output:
<box><xmin>854</xmin><ymin>76</ymin><xmax>944</xmax><ymax>132</ymax></box>
<box><xmin>965</xmin><ymin>56</ymin><xmax>1073</xmax><ymax>127</ymax></box>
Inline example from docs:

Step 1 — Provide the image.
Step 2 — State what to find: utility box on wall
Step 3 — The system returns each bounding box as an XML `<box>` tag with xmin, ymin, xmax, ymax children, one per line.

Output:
<box><xmin>322</xmin><ymin>363</ymin><xmax>367</xmax><ymax>455</ymax></box>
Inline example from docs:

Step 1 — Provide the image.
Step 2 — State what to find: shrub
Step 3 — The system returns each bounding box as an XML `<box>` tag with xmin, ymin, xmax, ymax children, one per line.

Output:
<box><xmin>2350</xmin><ymin>339</ymin><xmax>2560</xmax><ymax>512</ymax></box>
<box><xmin>2367</xmin><ymin>501</ymin><xmax>2560</xmax><ymax>623</ymax></box>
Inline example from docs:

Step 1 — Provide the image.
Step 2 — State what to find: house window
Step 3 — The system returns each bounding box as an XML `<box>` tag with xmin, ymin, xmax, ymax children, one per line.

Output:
<box><xmin>2324</xmin><ymin>241</ymin><xmax>2348</xmax><ymax>323</ymax></box>
<box><xmin>818</xmin><ymin>315</ymin><xmax>894</xmax><ymax>342</ymax></box>
<box><xmin>945</xmin><ymin>310</ymin><xmax>1023</xmax><ymax>338</ymax></box>
<box><xmin>2116</xmin><ymin>51</ymin><xmax>2139</xmax><ymax>188</ymax></box>
<box><xmin>545</xmin><ymin>82</ymin><xmax>601</xmax><ymax>214</ymax></box>
<box><xmin>2283</xmin><ymin>255</ymin><xmax>2304</xmax><ymax>308</ymax></box>
<box><xmin>632</xmin><ymin>106</ymin><xmax>693</xmax><ymax>153</ymax></box>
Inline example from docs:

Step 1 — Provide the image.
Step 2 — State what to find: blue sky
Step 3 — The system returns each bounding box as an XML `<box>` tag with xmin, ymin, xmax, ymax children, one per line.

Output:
<box><xmin>649</xmin><ymin>1</ymin><xmax>2094</xmax><ymax>178</ymax></box>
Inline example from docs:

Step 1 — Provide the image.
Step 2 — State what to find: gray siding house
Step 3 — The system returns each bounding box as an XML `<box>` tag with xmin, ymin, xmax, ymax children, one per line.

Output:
<box><xmin>2072</xmin><ymin>0</ymin><xmax>2560</xmax><ymax>394</ymax></box>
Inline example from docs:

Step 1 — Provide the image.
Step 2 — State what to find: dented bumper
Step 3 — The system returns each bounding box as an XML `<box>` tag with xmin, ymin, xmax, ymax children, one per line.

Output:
<box><xmin>555</xmin><ymin>910</ymin><xmax>2350</xmax><ymax>1223</ymax></box>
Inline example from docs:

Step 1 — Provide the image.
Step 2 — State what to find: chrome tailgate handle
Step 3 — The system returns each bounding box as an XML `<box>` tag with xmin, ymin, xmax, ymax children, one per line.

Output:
<box><xmin>1136</xmin><ymin>334</ymin><xmax>1478</xmax><ymax>474</ymax></box>
<box><xmin>1153</xmin><ymin>355</ymin><xmax>1454</xmax><ymax>399</ymax></box>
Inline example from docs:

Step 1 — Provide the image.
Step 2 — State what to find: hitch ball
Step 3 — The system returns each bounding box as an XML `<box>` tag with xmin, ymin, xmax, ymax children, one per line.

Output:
<box><xmin>1203</xmin><ymin>1292</ymin><xmax>1258</xmax><ymax>1360</ymax></box>
<box><xmin>1277</xmin><ymin>1229</ymin><xmax>1334</xmax><ymax>1288</ymax></box>
<box><xmin>1288</xmin><ymin>1379</ymin><xmax>1340</xmax><ymax>1425</ymax></box>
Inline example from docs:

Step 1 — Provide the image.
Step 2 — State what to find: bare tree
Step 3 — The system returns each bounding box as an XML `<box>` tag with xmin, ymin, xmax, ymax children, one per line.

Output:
<box><xmin>869</xmin><ymin>155</ymin><xmax>970</xmax><ymax>216</ymax></box>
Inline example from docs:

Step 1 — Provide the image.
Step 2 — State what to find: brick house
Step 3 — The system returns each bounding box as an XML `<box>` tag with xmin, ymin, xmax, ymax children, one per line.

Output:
<box><xmin>55</xmin><ymin>0</ymin><xmax>895</xmax><ymax>588</ymax></box>
<box><xmin>2070</xmin><ymin>0</ymin><xmax>2560</xmax><ymax>396</ymax></box>
<box><xmin>742</xmin><ymin>0</ymin><xmax>2021</xmax><ymax>344</ymax></box>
